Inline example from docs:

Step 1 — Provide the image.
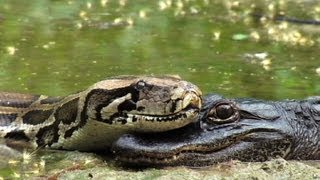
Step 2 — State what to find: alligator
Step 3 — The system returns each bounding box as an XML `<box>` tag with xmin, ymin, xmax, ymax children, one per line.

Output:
<box><xmin>112</xmin><ymin>94</ymin><xmax>320</xmax><ymax>166</ymax></box>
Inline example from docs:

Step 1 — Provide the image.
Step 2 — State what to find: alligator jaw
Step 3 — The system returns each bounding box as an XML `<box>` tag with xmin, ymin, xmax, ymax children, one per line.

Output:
<box><xmin>111</xmin><ymin>94</ymin><xmax>300</xmax><ymax>167</ymax></box>
<box><xmin>112</xmin><ymin>121</ymin><xmax>292</xmax><ymax>167</ymax></box>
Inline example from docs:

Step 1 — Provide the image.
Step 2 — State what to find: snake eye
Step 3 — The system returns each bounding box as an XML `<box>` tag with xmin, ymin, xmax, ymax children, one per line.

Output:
<box><xmin>207</xmin><ymin>102</ymin><xmax>239</xmax><ymax>124</ymax></box>
<box><xmin>135</xmin><ymin>80</ymin><xmax>146</xmax><ymax>90</ymax></box>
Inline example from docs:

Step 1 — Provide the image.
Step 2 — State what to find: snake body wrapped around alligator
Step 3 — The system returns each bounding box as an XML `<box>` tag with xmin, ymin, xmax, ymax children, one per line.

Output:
<box><xmin>113</xmin><ymin>94</ymin><xmax>320</xmax><ymax>167</ymax></box>
<box><xmin>0</xmin><ymin>75</ymin><xmax>202</xmax><ymax>163</ymax></box>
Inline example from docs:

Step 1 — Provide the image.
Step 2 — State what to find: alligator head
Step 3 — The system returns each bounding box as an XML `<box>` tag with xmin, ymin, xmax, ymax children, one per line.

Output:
<box><xmin>112</xmin><ymin>94</ymin><xmax>320</xmax><ymax>166</ymax></box>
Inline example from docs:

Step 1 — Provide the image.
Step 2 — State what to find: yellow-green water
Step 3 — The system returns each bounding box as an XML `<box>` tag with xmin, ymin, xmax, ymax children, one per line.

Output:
<box><xmin>1</xmin><ymin>0</ymin><xmax>319</xmax><ymax>99</ymax></box>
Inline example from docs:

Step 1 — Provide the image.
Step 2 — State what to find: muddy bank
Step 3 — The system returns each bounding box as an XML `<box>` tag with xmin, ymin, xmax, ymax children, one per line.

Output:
<box><xmin>2</xmin><ymin>151</ymin><xmax>319</xmax><ymax>179</ymax></box>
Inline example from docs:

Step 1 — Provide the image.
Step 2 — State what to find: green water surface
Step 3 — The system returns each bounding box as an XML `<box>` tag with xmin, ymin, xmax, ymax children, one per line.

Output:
<box><xmin>1</xmin><ymin>0</ymin><xmax>319</xmax><ymax>99</ymax></box>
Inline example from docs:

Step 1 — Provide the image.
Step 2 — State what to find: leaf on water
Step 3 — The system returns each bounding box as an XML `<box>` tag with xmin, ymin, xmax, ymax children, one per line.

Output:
<box><xmin>232</xmin><ymin>34</ymin><xmax>249</xmax><ymax>41</ymax></box>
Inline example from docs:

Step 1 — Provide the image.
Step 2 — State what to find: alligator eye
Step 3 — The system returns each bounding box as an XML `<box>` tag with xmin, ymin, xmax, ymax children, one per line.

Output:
<box><xmin>216</xmin><ymin>104</ymin><xmax>234</xmax><ymax>119</ymax></box>
<box><xmin>135</xmin><ymin>80</ymin><xmax>146</xmax><ymax>90</ymax></box>
<box><xmin>207</xmin><ymin>102</ymin><xmax>239</xmax><ymax>124</ymax></box>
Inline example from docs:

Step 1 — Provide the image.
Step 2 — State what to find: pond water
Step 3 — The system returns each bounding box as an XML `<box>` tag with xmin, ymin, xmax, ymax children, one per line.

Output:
<box><xmin>1</xmin><ymin>0</ymin><xmax>320</xmax><ymax>178</ymax></box>
<box><xmin>1</xmin><ymin>0</ymin><xmax>319</xmax><ymax>100</ymax></box>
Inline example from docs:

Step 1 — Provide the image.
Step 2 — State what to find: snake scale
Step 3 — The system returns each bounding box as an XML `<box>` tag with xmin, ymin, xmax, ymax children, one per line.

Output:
<box><xmin>0</xmin><ymin>75</ymin><xmax>202</xmax><ymax>163</ymax></box>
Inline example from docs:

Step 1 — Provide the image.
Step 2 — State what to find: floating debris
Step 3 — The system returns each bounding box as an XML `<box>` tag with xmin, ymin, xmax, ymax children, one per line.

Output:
<box><xmin>243</xmin><ymin>52</ymin><xmax>272</xmax><ymax>70</ymax></box>
<box><xmin>316</xmin><ymin>67</ymin><xmax>320</xmax><ymax>76</ymax></box>
<box><xmin>114</xmin><ymin>18</ymin><xmax>122</xmax><ymax>24</ymax></box>
<box><xmin>42</xmin><ymin>41</ymin><xmax>55</xmax><ymax>49</ymax></box>
<box><xmin>126</xmin><ymin>17</ymin><xmax>134</xmax><ymax>26</ymax></box>
<box><xmin>159</xmin><ymin>0</ymin><xmax>172</xmax><ymax>10</ymax></box>
<box><xmin>261</xmin><ymin>59</ymin><xmax>272</xmax><ymax>70</ymax></box>
<box><xmin>190</xmin><ymin>7</ymin><xmax>199</xmax><ymax>14</ymax></box>
<box><xmin>250</xmin><ymin>31</ymin><xmax>260</xmax><ymax>41</ymax></box>
<box><xmin>119</xmin><ymin>0</ymin><xmax>127</xmax><ymax>7</ymax></box>
<box><xmin>87</xmin><ymin>2</ymin><xmax>92</xmax><ymax>9</ymax></box>
<box><xmin>176</xmin><ymin>0</ymin><xmax>183</xmax><ymax>9</ymax></box>
<box><xmin>85</xmin><ymin>17</ymin><xmax>132</xmax><ymax>30</ymax></box>
<box><xmin>6</xmin><ymin>46</ymin><xmax>17</xmax><ymax>55</ymax></box>
<box><xmin>188</xmin><ymin>67</ymin><xmax>196</xmax><ymax>72</ymax></box>
<box><xmin>76</xmin><ymin>22</ymin><xmax>82</xmax><ymax>29</ymax></box>
<box><xmin>100</xmin><ymin>0</ymin><xmax>108</xmax><ymax>7</ymax></box>
<box><xmin>261</xmin><ymin>58</ymin><xmax>271</xmax><ymax>66</ymax></box>
<box><xmin>244</xmin><ymin>52</ymin><xmax>268</xmax><ymax>60</ymax></box>
<box><xmin>232</xmin><ymin>33</ymin><xmax>249</xmax><ymax>41</ymax></box>
<box><xmin>79</xmin><ymin>11</ymin><xmax>89</xmax><ymax>21</ymax></box>
<box><xmin>212</xmin><ymin>31</ymin><xmax>221</xmax><ymax>40</ymax></box>
<box><xmin>139</xmin><ymin>10</ymin><xmax>147</xmax><ymax>19</ymax></box>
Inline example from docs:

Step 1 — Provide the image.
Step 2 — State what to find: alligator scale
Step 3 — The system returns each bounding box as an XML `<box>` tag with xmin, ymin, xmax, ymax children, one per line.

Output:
<box><xmin>113</xmin><ymin>94</ymin><xmax>320</xmax><ymax>167</ymax></box>
<box><xmin>0</xmin><ymin>76</ymin><xmax>202</xmax><ymax>162</ymax></box>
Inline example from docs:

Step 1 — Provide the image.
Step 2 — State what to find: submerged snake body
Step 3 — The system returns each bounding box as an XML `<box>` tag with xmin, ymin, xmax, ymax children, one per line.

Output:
<box><xmin>0</xmin><ymin>76</ymin><xmax>201</xmax><ymax>154</ymax></box>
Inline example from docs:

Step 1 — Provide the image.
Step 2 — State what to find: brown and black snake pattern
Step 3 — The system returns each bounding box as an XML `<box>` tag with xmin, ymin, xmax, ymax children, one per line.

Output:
<box><xmin>0</xmin><ymin>76</ymin><xmax>202</xmax><ymax>160</ymax></box>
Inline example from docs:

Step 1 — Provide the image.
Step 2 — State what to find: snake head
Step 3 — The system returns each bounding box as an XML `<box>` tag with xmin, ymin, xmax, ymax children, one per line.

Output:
<box><xmin>83</xmin><ymin>75</ymin><xmax>202</xmax><ymax>132</ymax></box>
